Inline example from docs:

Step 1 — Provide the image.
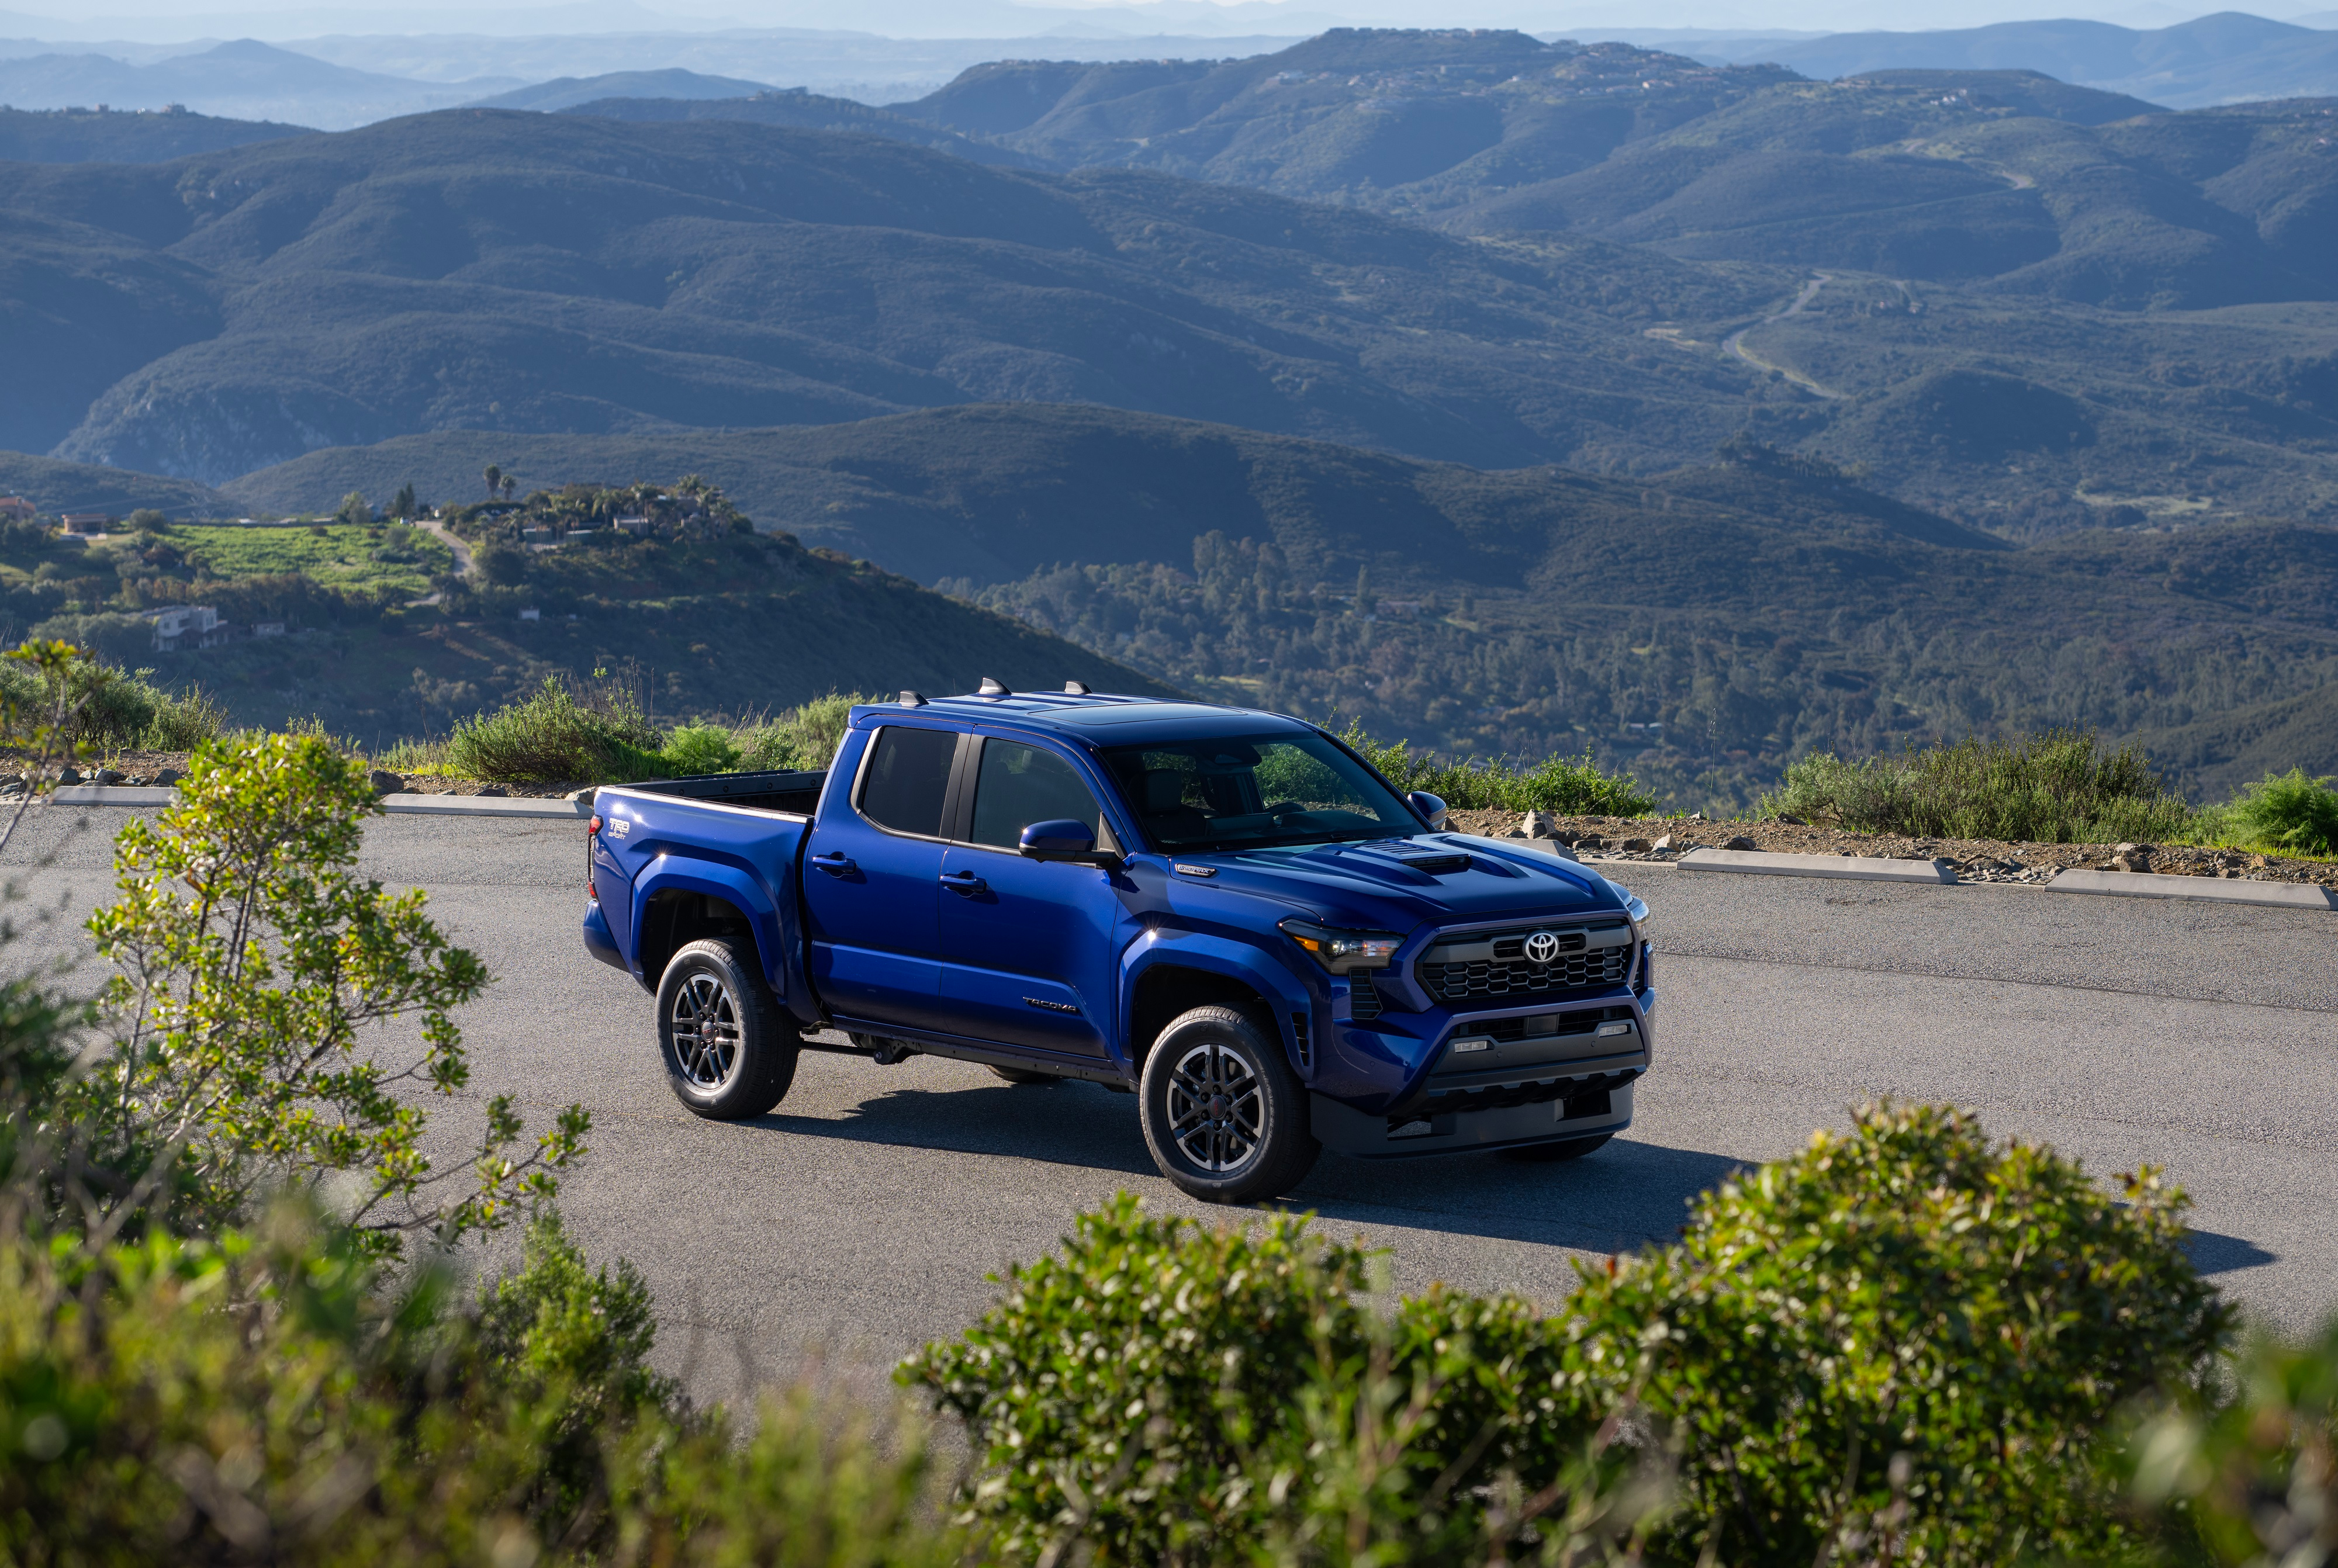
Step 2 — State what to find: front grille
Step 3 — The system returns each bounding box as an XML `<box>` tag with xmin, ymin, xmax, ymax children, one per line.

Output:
<box><xmin>1417</xmin><ymin>924</ymin><xmax>1633</xmax><ymax>1003</ymax></box>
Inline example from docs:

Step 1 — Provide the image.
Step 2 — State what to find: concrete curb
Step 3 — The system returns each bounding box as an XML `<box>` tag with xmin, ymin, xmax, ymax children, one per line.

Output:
<box><xmin>48</xmin><ymin>785</ymin><xmax>174</xmax><ymax>806</ymax></box>
<box><xmin>379</xmin><ymin>792</ymin><xmax>590</xmax><ymax>819</ymax></box>
<box><xmin>1678</xmin><ymin>846</ymin><xmax>1956</xmax><ymax>884</ymax></box>
<box><xmin>44</xmin><ymin>785</ymin><xmax>589</xmax><ymax>820</ymax></box>
<box><xmin>2048</xmin><ymin>868</ymin><xmax>2337</xmax><ymax>911</ymax></box>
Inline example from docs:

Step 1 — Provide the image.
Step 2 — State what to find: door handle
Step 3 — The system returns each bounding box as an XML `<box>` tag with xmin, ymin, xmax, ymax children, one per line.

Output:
<box><xmin>939</xmin><ymin>868</ymin><xmax>988</xmax><ymax>896</ymax></box>
<box><xmin>810</xmin><ymin>851</ymin><xmax>857</xmax><ymax>875</ymax></box>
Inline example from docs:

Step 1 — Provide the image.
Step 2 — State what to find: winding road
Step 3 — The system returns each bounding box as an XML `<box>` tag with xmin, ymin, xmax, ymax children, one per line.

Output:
<box><xmin>1724</xmin><ymin>274</ymin><xmax>1847</xmax><ymax>399</ymax></box>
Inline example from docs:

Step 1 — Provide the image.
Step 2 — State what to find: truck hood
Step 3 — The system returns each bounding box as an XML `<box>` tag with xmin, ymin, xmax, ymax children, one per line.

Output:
<box><xmin>1173</xmin><ymin>833</ymin><xmax>1625</xmax><ymax>933</ymax></box>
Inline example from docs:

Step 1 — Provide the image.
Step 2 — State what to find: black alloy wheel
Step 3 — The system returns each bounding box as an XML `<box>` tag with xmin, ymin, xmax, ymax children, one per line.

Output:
<box><xmin>1138</xmin><ymin>1005</ymin><xmax>1319</xmax><ymax>1203</ymax></box>
<box><xmin>656</xmin><ymin>938</ymin><xmax>796</xmax><ymax>1119</ymax></box>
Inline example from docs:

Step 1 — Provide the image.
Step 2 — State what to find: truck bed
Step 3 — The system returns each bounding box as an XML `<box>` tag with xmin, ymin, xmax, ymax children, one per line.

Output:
<box><xmin>623</xmin><ymin>768</ymin><xmax>826</xmax><ymax>815</ymax></box>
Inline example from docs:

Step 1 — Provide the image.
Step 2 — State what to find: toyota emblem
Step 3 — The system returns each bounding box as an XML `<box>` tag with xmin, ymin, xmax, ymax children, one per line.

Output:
<box><xmin>1523</xmin><ymin>930</ymin><xmax>1561</xmax><ymax>964</ymax></box>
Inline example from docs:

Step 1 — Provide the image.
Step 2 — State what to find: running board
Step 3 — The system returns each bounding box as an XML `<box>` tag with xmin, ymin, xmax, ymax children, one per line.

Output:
<box><xmin>821</xmin><ymin>1017</ymin><xmax>1133</xmax><ymax>1088</ymax></box>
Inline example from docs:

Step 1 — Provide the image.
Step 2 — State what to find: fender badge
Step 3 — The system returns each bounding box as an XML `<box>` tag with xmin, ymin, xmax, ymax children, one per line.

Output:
<box><xmin>1023</xmin><ymin>996</ymin><xmax>1080</xmax><ymax>1013</ymax></box>
<box><xmin>606</xmin><ymin>819</ymin><xmax>631</xmax><ymax>838</ymax></box>
<box><xmin>1173</xmin><ymin>864</ymin><xmax>1216</xmax><ymax>878</ymax></box>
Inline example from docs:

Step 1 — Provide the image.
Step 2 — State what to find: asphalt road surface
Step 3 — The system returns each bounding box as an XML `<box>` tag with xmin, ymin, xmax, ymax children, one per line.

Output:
<box><xmin>9</xmin><ymin>807</ymin><xmax>2334</xmax><ymax>1406</ymax></box>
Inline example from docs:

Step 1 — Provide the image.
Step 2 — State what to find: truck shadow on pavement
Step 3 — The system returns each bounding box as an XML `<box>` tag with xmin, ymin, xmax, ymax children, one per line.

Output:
<box><xmin>755</xmin><ymin>1079</ymin><xmax>1748</xmax><ymax>1253</ymax></box>
<box><xmin>2185</xmin><ymin>1229</ymin><xmax>2278</xmax><ymax>1276</ymax></box>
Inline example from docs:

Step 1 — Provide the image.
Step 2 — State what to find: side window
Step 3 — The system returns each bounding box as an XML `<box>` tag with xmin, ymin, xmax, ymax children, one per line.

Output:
<box><xmin>857</xmin><ymin>726</ymin><xmax>957</xmax><ymax>837</ymax></box>
<box><xmin>969</xmin><ymin>740</ymin><xmax>1103</xmax><ymax>849</ymax></box>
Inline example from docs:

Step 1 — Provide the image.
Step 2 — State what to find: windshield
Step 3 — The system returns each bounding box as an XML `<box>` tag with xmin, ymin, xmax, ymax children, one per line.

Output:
<box><xmin>1103</xmin><ymin>732</ymin><xmax>1420</xmax><ymax>853</ymax></box>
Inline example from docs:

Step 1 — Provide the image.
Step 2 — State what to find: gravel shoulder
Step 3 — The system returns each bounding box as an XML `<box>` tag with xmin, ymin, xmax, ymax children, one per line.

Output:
<box><xmin>1447</xmin><ymin>809</ymin><xmax>2338</xmax><ymax>889</ymax></box>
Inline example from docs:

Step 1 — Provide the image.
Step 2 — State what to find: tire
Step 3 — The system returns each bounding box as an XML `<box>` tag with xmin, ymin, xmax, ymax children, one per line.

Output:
<box><xmin>1500</xmin><ymin>1132</ymin><xmax>1613</xmax><ymax>1164</ymax></box>
<box><xmin>656</xmin><ymin>939</ymin><xmax>797</xmax><ymax>1120</ymax></box>
<box><xmin>1139</xmin><ymin>1006</ymin><xmax>1319</xmax><ymax>1204</ymax></box>
<box><xmin>988</xmin><ymin>1064</ymin><xmax>1058</xmax><ymax>1086</ymax></box>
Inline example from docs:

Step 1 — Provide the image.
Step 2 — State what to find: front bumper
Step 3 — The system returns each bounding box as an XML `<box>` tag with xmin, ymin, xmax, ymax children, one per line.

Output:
<box><xmin>1310</xmin><ymin>1077</ymin><xmax>1635</xmax><ymax>1159</ymax></box>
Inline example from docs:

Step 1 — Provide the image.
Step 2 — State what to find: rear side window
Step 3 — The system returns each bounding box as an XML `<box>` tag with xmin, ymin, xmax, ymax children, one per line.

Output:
<box><xmin>857</xmin><ymin>726</ymin><xmax>956</xmax><ymax>837</ymax></box>
<box><xmin>969</xmin><ymin>740</ymin><xmax>1102</xmax><ymax>848</ymax></box>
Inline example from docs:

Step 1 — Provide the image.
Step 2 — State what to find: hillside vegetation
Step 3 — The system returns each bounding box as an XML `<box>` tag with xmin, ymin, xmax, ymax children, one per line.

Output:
<box><xmin>0</xmin><ymin>475</ymin><xmax>1166</xmax><ymax>746</ymax></box>
<box><xmin>217</xmin><ymin>406</ymin><xmax>2338</xmax><ymax>804</ymax></box>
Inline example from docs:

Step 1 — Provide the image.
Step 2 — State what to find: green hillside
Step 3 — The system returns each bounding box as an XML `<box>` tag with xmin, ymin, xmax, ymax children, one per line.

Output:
<box><xmin>4</xmin><ymin>482</ymin><xmax>1170</xmax><ymax>745</ymax></box>
<box><xmin>216</xmin><ymin>409</ymin><xmax>2338</xmax><ymax>805</ymax></box>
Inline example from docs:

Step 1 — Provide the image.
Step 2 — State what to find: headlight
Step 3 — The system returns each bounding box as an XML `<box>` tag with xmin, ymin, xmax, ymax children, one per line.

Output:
<box><xmin>1279</xmin><ymin>919</ymin><xmax>1403</xmax><ymax>974</ymax></box>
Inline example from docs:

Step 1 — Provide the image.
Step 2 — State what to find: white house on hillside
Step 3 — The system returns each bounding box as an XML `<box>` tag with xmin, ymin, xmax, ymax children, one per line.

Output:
<box><xmin>147</xmin><ymin>605</ymin><xmax>224</xmax><ymax>652</ymax></box>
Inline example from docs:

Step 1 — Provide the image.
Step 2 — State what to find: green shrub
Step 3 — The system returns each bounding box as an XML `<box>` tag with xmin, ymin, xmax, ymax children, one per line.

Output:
<box><xmin>2122</xmin><ymin>1314</ymin><xmax>2338</xmax><ymax>1564</ymax></box>
<box><xmin>738</xmin><ymin>691</ymin><xmax>867</xmax><ymax>773</ymax></box>
<box><xmin>1336</xmin><ymin>721</ymin><xmax>1656</xmax><ymax>816</ymax></box>
<box><xmin>1758</xmin><ymin>728</ymin><xmax>2197</xmax><ymax>842</ymax></box>
<box><xmin>447</xmin><ymin>676</ymin><xmax>665</xmax><ymax>784</ymax></box>
<box><xmin>1568</xmin><ymin>1101</ymin><xmax>2228</xmax><ymax>1564</ymax></box>
<box><xmin>901</xmin><ymin>1195</ymin><xmax>1657</xmax><ymax>1566</ymax></box>
<box><xmin>0</xmin><ymin>645</ymin><xmax>227</xmax><ymax>754</ymax></box>
<box><xmin>910</xmin><ymin>1105</ymin><xmax>2225</xmax><ymax>1568</ymax></box>
<box><xmin>80</xmin><ymin>731</ymin><xmax>586</xmax><ymax>1254</ymax></box>
<box><xmin>2199</xmin><ymin>767</ymin><xmax>2338</xmax><ymax>857</ymax></box>
<box><xmin>0</xmin><ymin>1204</ymin><xmax>964</xmax><ymax>1567</ymax></box>
<box><xmin>659</xmin><ymin>722</ymin><xmax>743</xmax><ymax>777</ymax></box>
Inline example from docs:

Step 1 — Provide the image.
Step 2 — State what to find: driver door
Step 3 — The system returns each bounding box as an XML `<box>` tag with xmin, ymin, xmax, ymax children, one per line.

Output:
<box><xmin>934</xmin><ymin>737</ymin><xmax>1130</xmax><ymax>1057</ymax></box>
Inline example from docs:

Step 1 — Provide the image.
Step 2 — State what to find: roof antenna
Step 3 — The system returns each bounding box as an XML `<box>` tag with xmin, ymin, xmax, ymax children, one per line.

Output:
<box><xmin>898</xmin><ymin>690</ymin><xmax>927</xmax><ymax>707</ymax></box>
<box><xmin>977</xmin><ymin>676</ymin><xmax>1011</xmax><ymax>696</ymax></box>
<box><xmin>1063</xmin><ymin>680</ymin><xmax>1091</xmax><ymax>694</ymax></box>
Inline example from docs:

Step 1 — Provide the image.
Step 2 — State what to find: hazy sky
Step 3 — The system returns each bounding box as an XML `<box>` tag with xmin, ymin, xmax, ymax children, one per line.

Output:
<box><xmin>3</xmin><ymin>0</ymin><xmax>2330</xmax><ymax>41</ymax></box>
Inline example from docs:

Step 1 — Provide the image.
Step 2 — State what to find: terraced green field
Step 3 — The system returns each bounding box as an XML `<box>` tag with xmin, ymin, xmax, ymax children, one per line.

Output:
<box><xmin>170</xmin><ymin>522</ymin><xmax>453</xmax><ymax>599</ymax></box>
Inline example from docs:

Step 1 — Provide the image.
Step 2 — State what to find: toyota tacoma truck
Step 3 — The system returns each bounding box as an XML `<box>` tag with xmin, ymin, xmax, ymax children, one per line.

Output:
<box><xmin>581</xmin><ymin>683</ymin><xmax>1654</xmax><ymax>1203</ymax></box>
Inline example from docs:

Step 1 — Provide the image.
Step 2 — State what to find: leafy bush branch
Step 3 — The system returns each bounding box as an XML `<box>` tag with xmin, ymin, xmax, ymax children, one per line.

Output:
<box><xmin>71</xmin><ymin>731</ymin><xmax>587</xmax><ymax>1255</ymax></box>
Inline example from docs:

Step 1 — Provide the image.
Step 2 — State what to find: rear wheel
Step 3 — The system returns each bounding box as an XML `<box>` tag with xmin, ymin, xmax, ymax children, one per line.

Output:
<box><xmin>988</xmin><ymin>1064</ymin><xmax>1058</xmax><ymax>1085</ymax></box>
<box><xmin>1501</xmin><ymin>1131</ymin><xmax>1612</xmax><ymax>1164</ymax></box>
<box><xmin>1139</xmin><ymin>1006</ymin><xmax>1319</xmax><ymax>1204</ymax></box>
<box><xmin>657</xmin><ymin>939</ymin><xmax>796</xmax><ymax>1119</ymax></box>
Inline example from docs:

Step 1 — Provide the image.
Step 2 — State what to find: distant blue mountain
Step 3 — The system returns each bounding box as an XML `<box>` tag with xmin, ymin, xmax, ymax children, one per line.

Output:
<box><xmin>468</xmin><ymin>70</ymin><xmax>776</xmax><ymax>113</ymax></box>
<box><xmin>0</xmin><ymin>39</ymin><xmax>514</xmax><ymax>130</ymax></box>
<box><xmin>1679</xmin><ymin>11</ymin><xmax>2338</xmax><ymax>108</ymax></box>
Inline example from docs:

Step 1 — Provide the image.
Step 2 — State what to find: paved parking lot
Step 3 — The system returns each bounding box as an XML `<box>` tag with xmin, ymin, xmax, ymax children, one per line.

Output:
<box><xmin>11</xmin><ymin>807</ymin><xmax>2334</xmax><ymax>1404</ymax></box>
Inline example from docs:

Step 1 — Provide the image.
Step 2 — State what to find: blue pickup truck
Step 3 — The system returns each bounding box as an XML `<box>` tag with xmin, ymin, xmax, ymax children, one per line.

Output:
<box><xmin>582</xmin><ymin>684</ymin><xmax>1654</xmax><ymax>1202</ymax></box>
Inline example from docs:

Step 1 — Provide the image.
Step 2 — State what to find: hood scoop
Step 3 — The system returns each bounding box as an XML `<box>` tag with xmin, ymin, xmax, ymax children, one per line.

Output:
<box><xmin>1398</xmin><ymin>853</ymin><xmax>1471</xmax><ymax>875</ymax></box>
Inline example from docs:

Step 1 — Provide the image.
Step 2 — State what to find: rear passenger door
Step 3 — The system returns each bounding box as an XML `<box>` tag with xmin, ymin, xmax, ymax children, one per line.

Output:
<box><xmin>933</xmin><ymin>736</ymin><xmax>1130</xmax><ymax>1058</ymax></box>
<box><xmin>800</xmin><ymin>724</ymin><xmax>960</xmax><ymax>1034</ymax></box>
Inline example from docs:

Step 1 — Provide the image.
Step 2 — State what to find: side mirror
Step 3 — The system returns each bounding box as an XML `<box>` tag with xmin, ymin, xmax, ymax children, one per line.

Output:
<box><xmin>1019</xmin><ymin>819</ymin><xmax>1118</xmax><ymax>864</ymax></box>
<box><xmin>1407</xmin><ymin>790</ymin><xmax>1449</xmax><ymax>830</ymax></box>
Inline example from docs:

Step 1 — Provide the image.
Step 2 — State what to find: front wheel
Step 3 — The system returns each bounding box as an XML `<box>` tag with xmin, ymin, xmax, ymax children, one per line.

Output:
<box><xmin>656</xmin><ymin>939</ymin><xmax>797</xmax><ymax>1119</ymax></box>
<box><xmin>1139</xmin><ymin>1006</ymin><xmax>1319</xmax><ymax>1204</ymax></box>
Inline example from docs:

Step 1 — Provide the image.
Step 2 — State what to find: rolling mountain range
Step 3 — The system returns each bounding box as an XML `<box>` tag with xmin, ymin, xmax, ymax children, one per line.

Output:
<box><xmin>0</xmin><ymin>107</ymin><xmax>1782</xmax><ymax>486</ymax></box>
<box><xmin>6</xmin><ymin>79</ymin><xmax>2336</xmax><ymax>535</ymax></box>
<box><xmin>894</xmin><ymin>30</ymin><xmax>2338</xmax><ymax>308</ymax></box>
